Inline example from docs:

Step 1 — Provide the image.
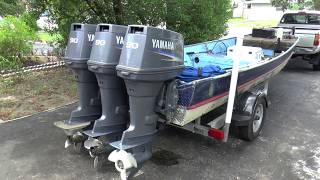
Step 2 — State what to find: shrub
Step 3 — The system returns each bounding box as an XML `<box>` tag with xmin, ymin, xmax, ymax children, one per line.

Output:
<box><xmin>166</xmin><ymin>0</ymin><xmax>231</xmax><ymax>44</ymax></box>
<box><xmin>0</xmin><ymin>56</ymin><xmax>22</xmax><ymax>70</ymax></box>
<box><xmin>20</xmin><ymin>12</ymin><xmax>39</xmax><ymax>32</ymax></box>
<box><xmin>0</xmin><ymin>16</ymin><xmax>36</xmax><ymax>70</ymax></box>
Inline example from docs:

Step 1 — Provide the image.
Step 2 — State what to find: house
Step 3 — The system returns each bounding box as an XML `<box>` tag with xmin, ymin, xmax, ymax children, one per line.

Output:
<box><xmin>232</xmin><ymin>0</ymin><xmax>283</xmax><ymax>20</ymax></box>
<box><xmin>36</xmin><ymin>11</ymin><xmax>58</xmax><ymax>30</ymax></box>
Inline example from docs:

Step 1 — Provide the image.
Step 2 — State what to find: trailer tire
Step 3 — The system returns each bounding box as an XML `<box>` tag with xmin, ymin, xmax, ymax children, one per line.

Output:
<box><xmin>238</xmin><ymin>98</ymin><xmax>266</xmax><ymax>141</ymax></box>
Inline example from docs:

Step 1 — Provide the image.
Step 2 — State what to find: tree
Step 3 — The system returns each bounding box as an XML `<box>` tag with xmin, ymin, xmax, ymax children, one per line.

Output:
<box><xmin>28</xmin><ymin>0</ymin><xmax>167</xmax><ymax>44</ymax></box>
<box><xmin>28</xmin><ymin>0</ymin><xmax>231</xmax><ymax>45</ymax></box>
<box><xmin>0</xmin><ymin>0</ymin><xmax>25</xmax><ymax>16</ymax></box>
<box><xmin>272</xmin><ymin>0</ymin><xmax>315</xmax><ymax>10</ymax></box>
<box><xmin>271</xmin><ymin>0</ymin><xmax>290</xmax><ymax>11</ymax></box>
<box><xmin>314</xmin><ymin>0</ymin><xmax>320</xmax><ymax>10</ymax></box>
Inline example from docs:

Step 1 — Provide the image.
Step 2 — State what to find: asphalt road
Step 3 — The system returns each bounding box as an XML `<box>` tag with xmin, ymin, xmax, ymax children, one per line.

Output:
<box><xmin>0</xmin><ymin>59</ymin><xmax>319</xmax><ymax>180</ymax></box>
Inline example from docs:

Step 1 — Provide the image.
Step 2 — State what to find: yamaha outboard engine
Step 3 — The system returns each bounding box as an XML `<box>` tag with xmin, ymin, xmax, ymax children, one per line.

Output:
<box><xmin>54</xmin><ymin>23</ymin><xmax>101</xmax><ymax>152</ymax></box>
<box><xmin>108</xmin><ymin>25</ymin><xmax>184</xmax><ymax>179</ymax></box>
<box><xmin>81</xmin><ymin>24</ymin><xmax>129</xmax><ymax>164</ymax></box>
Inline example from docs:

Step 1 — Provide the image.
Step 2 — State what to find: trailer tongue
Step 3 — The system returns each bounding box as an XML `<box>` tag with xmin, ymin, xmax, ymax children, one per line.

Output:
<box><xmin>108</xmin><ymin>25</ymin><xmax>184</xmax><ymax>179</ymax></box>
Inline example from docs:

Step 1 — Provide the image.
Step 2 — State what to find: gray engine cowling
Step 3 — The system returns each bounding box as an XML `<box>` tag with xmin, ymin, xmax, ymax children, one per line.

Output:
<box><xmin>64</xmin><ymin>23</ymin><xmax>101</xmax><ymax>125</ymax></box>
<box><xmin>117</xmin><ymin>25</ymin><xmax>184</xmax><ymax>81</ymax></box>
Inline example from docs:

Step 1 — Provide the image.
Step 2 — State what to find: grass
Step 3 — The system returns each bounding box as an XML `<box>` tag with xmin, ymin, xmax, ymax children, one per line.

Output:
<box><xmin>36</xmin><ymin>31</ymin><xmax>62</xmax><ymax>43</ymax></box>
<box><xmin>228</xmin><ymin>17</ymin><xmax>245</xmax><ymax>23</ymax></box>
<box><xmin>0</xmin><ymin>67</ymin><xmax>77</xmax><ymax>121</ymax></box>
<box><xmin>228</xmin><ymin>18</ymin><xmax>279</xmax><ymax>29</ymax></box>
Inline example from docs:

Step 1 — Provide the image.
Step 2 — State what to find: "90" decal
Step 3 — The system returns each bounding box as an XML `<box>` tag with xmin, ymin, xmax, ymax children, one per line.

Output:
<box><xmin>126</xmin><ymin>42</ymin><xmax>139</xmax><ymax>49</ymax></box>
<box><xmin>69</xmin><ymin>37</ymin><xmax>78</xmax><ymax>44</ymax></box>
<box><xmin>95</xmin><ymin>40</ymin><xmax>106</xmax><ymax>46</ymax></box>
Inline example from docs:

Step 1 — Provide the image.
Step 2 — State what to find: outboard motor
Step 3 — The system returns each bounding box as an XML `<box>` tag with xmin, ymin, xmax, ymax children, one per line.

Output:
<box><xmin>54</xmin><ymin>23</ymin><xmax>101</xmax><ymax>152</ymax></box>
<box><xmin>81</xmin><ymin>24</ymin><xmax>129</xmax><ymax>163</ymax></box>
<box><xmin>108</xmin><ymin>25</ymin><xmax>184</xmax><ymax>179</ymax></box>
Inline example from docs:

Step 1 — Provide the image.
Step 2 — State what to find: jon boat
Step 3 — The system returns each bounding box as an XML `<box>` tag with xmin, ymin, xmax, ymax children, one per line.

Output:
<box><xmin>107</xmin><ymin>26</ymin><xmax>299</xmax><ymax>179</ymax></box>
<box><xmin>163</xmin><ymin>35</ymin><xmax>297</xmax><ymax>126</ymax></box>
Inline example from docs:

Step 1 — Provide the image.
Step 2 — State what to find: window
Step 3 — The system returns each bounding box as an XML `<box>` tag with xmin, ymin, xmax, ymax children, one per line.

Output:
<box><xmin>233</xmin><ymin>2</ymin><xmax>238</xmax><ymax>8</ymax></box>
<box><xmin>280</xmin><ymin>13</ymin><xmax>320</xmax><ymax>25</ymax></box>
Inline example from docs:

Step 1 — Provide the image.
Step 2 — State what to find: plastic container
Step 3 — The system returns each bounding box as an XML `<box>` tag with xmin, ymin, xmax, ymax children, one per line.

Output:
<box><xmin>227</xmin><ymin>45</ymin><xmax>264</xmax><ymax>62</ymax></box>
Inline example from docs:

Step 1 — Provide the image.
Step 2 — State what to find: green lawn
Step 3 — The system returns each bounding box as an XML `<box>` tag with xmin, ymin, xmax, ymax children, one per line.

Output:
<box><xmin>228</xmin><ymin>18</ymin><xmax>279</xmax><ymax>29</ymax></box>
<box><xmin>36</xmin><ymin>31</ymin><xmax>62</xmax><ymax>42</ymax></box>
<box><xmin>228</xmin><ymin>17</ymin><xmax>245</xmax><ymax>23</ymax></box>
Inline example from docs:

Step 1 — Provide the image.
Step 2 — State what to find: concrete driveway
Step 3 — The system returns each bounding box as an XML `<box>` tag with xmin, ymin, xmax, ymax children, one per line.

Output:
<box><xmin>0</xmin><ymin>59</ymin><xmax>319</xmax><ymax>180</ymax></box>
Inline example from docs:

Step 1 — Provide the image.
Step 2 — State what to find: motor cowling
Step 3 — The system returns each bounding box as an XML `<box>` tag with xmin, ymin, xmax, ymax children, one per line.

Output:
<box><xmin>65</xmin><ymin>23</ymin><xmax>96</xmax><ymax>66</ymax></box>
<box><xmin>88</xmin><ymin>24</ymin><xmax>128</xmax><ymax>73</ymax></box>
<box><xmin>117</xmin><ymin>25</ymin><xmax>184</xmax><ymax>81</ymax></box>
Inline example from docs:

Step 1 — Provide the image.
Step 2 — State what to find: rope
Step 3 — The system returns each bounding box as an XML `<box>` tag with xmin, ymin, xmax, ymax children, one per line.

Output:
<box><xmin>1</xmin><ymin>61</ymin><xmax>66</xmax><ymax>77</ymax></box>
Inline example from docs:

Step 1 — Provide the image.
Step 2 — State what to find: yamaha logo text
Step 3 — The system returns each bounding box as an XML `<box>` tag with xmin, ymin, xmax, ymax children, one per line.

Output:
<box><xmin>152</xmin><ymin>39</ymin><xmax>174</xmax><ymax>50</ymax></box>
<box><xmin>87</xmin><ymin>34</ymin><xmax>95</xmax><ymax>42</ymax></box>
<box><xmin>116</xmin><ymin>36</ymin><xmax>124</xmax><ymax>45</ymax></box>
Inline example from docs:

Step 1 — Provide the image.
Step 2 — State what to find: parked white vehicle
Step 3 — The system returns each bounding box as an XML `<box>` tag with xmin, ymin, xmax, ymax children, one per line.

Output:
<box><xmin>278</xmin><ymin>10</ymin><xmax>320</xmax><ymax>70</ymax></box>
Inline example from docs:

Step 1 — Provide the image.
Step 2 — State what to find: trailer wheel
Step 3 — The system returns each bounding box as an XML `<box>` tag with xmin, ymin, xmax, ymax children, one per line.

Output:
<box><xmin>238</xmin><ymin>98</ymin><xmax>266</xmax><ymax>141</ymax></box>
<box><xmin>313</xmin><ymin>64</ymin><xmax>320</xmax><ymax>71</ymax></box>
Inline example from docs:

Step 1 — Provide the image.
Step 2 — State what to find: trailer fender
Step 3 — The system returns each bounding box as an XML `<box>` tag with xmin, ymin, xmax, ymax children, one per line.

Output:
<box><xmin>232</xmin><ymin>92</ymin><xmax>268</xmax><ymax>126</ymax></box>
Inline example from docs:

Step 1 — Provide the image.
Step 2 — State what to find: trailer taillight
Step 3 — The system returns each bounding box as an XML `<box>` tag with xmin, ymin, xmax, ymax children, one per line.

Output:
<box><xmin>208</xmin><ymin>128</ymin><xmax>224</xmax><ymax>140</ymax></box>
<box><xmin>314</xmin><ymin>34</ymin><xmax>320</xmax><ymax>46</ymax></box>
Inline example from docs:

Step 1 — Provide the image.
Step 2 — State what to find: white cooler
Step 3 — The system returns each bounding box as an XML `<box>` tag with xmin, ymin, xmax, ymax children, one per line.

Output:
<box><xmin>227</xmin><ymin>45</ymin><xmax>264</xmax><ymax>62</ymax></box>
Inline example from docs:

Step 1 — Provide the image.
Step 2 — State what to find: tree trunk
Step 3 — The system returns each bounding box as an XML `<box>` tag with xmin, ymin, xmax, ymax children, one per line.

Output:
<box><xmin>112</xmin><ymin>0</ymin><xmax>124</xmax><ymax>25</ymax></box>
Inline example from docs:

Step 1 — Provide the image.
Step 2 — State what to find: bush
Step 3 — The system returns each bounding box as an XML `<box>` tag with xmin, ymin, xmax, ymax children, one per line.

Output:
<box><xmin>0</xmin><ymin>16</ymin><xmax>36</xmax><ymax>70</ymax></box>
<box><xmin>0</xmin><ymin>56</ymin><xmax>22</xmax><ymax>70</ymax></box>
<box><xmin>166</xmin><ymin>0</ymin><xmax>231</xmax><ymax>44</ymax></box>
<box><xmin>20</xmin><ymin>12</ymin><xmax>39</xmax><ymax>32</ymax></box>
